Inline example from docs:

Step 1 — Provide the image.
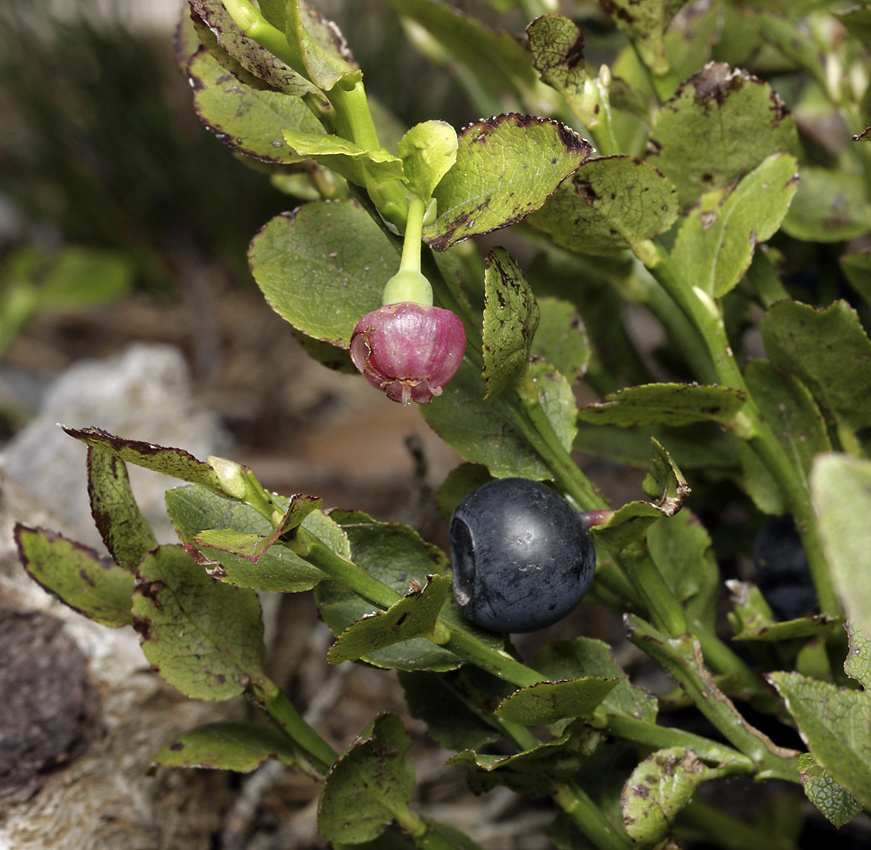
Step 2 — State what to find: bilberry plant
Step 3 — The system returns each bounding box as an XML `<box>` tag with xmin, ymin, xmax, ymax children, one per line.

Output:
<box><xmin>14</xmin><ymin>1</ymin><xmax>871</xmax><ymax>848</ymax></box>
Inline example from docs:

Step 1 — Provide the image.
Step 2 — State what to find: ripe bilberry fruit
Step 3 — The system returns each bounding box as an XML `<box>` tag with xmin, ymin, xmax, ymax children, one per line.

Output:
<box><xmin>350</xmin><ymin>302</ymin><xmax>466</xmax><ymax>405</ymax></box>
<box><xmin>449</xmin><ymin>478</ymin><xmax>596</xmax><ymax>633</ymax></box>
<box><xmin>753</xmin><ymin>515</ymin><xmax>817</xmax><ymax>620</ymax></box>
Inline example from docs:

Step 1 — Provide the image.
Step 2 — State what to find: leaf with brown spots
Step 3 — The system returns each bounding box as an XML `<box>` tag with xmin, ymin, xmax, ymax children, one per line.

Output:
<box><xmin>761</xmin><ymin>300</ymin><xmax>871</xmax><ymax>434</ymax></box>
<box><xmin>621</xmin><ymin>747</ymin><xmax>725</xmax><ymax>844</ymax></box>
<box><xmin>647</xmin><ymin>63</ymin><xmax>798</xmax><ymax>208</ymax></box>
<box><xmin>87</xmin><ymin>447</ymin><xmax>157</xmax><ymax>574</ymax></box>
<box><xmin>526</xmin><ymin>155</ymin><xmax>679</xmax><ymax>256</ymax></box>
<box><xmin>482</xmin><ymin>247</ymin><xmax>540</xmax><ymax>400</ymax></box>
<box><xmin>598</xmin><ymin>0</ymin><xmax>688</xmax><ymax>75</ymax></box>
<box><xmin>187</xmin><ymin>45</ymin><xmax>324</xmax><ymax>164</ymax></box>
<box><xmin>132</xmin><ymin>545</ymin><xmax>266</xmax><ymax>701</ymax></box>
<box><xmin>578</xmin><ymin>382</ymin><xmax>747</xmax><ymax>429</ymax></box>
<box><xmin>327</xmin><ymin>574</ymin><xmax>452</xmax><ymax>664</ymax></box>
<box><xmin>425</xmin><ymin>114</ymin><xmax>592</xmax><ymax>250</ymax></box>
<box><xmin>526</xmin><ymin>15</ymin><xmax>585</xmax><ymax>106</ymax></box>
<box><xmin>15</xmin><ymin>525</ymin><xmax>135</xmax><ymax>628</ymax></box>
<box><xmin>317</xmin><ymin>714</ymin><xmax>415</xmax><ymax>844</ymax></box>
<box><xmin>151</xmin><ymin>721</ymin><xmax>297</xmax><ymax>773</ymax></box>
<box><xmin>671</xmin><ymin>153</ymin><xmax>799</xmax><ymax>297</ymax></box>
<box><xmin>188</xmin><ymin>0</ymin><xmax>317</xmax><ymax>95</ymax></box>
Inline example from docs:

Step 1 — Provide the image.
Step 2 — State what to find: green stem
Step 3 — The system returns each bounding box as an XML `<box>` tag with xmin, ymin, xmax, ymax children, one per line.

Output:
<box><xmin>615</xmin><ymin>550</ymin><xmax>687</xmax><ymax>638</ymax></box>
<box><xmin>399</xmin><ymin>197</ymin><xmax>426</xmax><ymax>273</ymax></box>
<box><xmin>441</xmin><ymin>629</ymin><xmax>544</xmax><ymax>689</ymax></box>
<box><xmin>502</xmin><ymin>378</ymin><xmax>608</xmax><ymax>511</ymax></box>
<box><xmin>639</xmin><ymin>241</ymin><xmax>841</xmax><ymax>617</ymax></box>
<box><xmin>690</xmin><ymin>617</ymin><xmax>765</xmax><ymax>701</ymax></box>
<box><xmin>679</xmin><ymin>798</ymin><xmax>799</xmax><ymax>850</ymax></box>
<box><xmin>289</xmin><ymin>527</ymin><xmax>401</xmax><ymax>609</ymax></box>
<box><xmin>553</xmin><ymin>782</ymin><xmax>633</xmax><ymax>850</ymax></box>
<box><xmin>592</xmin><ymin>713</ymin><xmax>754</xmax><ymax>770</ymax></box>
<box><xmin>220</xmin><ymin>0</ymin><xmax>307</xmax><ymax>77</ymax></box>
<box><xmin>626</xmin><ymin>615</ymin><xmax>801</xmax><ymax>783</ymax></box>
<box><xmin>249</xmin><ymin>677</ymin><xmax>337</xmax><ymax>773</ymax></box>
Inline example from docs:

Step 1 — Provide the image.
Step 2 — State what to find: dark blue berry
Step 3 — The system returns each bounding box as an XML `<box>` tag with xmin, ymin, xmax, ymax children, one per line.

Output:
<box><xmin>449</xmin><ymin>478</ymin><xmax>596</xmax><ymax>633</ymax></box>
<box><xmin>753</xmin><ymin>515</ymin><xmax>817</xmax><ymax>620</ymax></box>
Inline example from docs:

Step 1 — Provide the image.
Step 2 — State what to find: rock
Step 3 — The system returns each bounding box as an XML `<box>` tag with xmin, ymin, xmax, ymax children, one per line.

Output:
<box><xmin>1</xmin><ymin>343</ymin><xmax>230</xmax><ymax>548</ymax></box>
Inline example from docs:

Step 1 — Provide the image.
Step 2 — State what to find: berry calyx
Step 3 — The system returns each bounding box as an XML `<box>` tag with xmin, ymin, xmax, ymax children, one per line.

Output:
<box><xmin>350</xmin><ymin>302</ymin><xmax>466</xmax><ymax>405</ymax></box>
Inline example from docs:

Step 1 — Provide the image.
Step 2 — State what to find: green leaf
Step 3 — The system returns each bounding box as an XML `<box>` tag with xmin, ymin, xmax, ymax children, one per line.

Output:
<box><xmin>526</xmin><ymin>155</ymin><xmax>679</xmax><ymax>256</ymax></box>
<box><xmin>647</xmin><ymin>62</ymin><xmax>798</xmax><ymax>208</ymax></box>
<box><xmin>840</xmin><ymin>250</ymin><xmax>871</xmax><ymax>308</ymax></box>
<box><xmin>315</xmin><ymin>511</ymin><xmax>503</xmax><ymax>671</ymax></box>
<box><xmin>574</xmin><ymin>421</ymin><xmax>736</xmax><ymax>470</ymax></box>
<box><xmin>317</xmin><ymin>714</ymin><xmax>414</xmax><ymax>844</ymax></box>
<box><xmin>726</xmin><ymin>580</ymin><xmax>776</xmax><ymax>638</ymax></box>
<box><xmin>845</xmin><ymin>622</ymin><xmax>871</xmax><ymax>690</ymax></box>
<box><xmin>577</xmin><ymin>383</ymin><xmax>747</xmax><ymax>429</ymax></box>
<box><xmin>34</xmin><ymin>246</ymin><xmax>133</xmax><ymax>311</ymax></box>
<box><xmin>597</xmin><ymin>0</ymin><xmax>689</xmax><ymax>75</ymax></box>
<box><xmin>383</xmin><ymin>0</ymin><xmax>539</xmax><ymax>105</ymax></box>
<box><xmin>767</xmin><ymin>671</ymin><xmax>871</xmax><ymax>809</ymax></box>
<box><xmin>284</xmin><ymin>0</ymin><xmax>360</xmax><ymax>91</ymax></box>
<box><xmin>737</xmin><ymin>438</ymin><xmax>786</xmax><ymax>516</ymax></box>
<box><xmin>15</xmin><ymin>525</ymin><xmax>134</xmax><ymax>628</ymax></box>
<box><xmin>482</xmin><ymin>247</ymin><xmax>540</xmax><ymax>399</ymax></box>
<box><xmin>63</xmin><ymin>426</ymin><xmax>229</xmax><ymax>497</ymax></box>
<box><xmin>811</xmin><ymin>454</ymin><xmax>871</xmax><ymax>642</ymax></box>
<box><xmin>193</xmin><ymin>493</ymin><xmax>321</xmax><ymax>562</ymax></box>
<box><xmin>621</xmin><ymin>747</ymin><xmax>724</xmax><ymax>844</ymax></box>
<box><xmin>591</xmin><ymin>501</ymin><xmax>669</xmax><ymax>553</ymax></box>
<box><xmin>761</xmin><ymin>300</ymin><xmax>871</xmax><ymax>435</ymax></box>
<box><xmin>647</xmin><ymin>509</ymin><xmax>715</xmax><ymax>612</ymax></box>
<box><xmin>531</xmin><ymin>297</ymin><xmax>590</xmax><ymax>385</ymax></box>
<box><xmin>187</xmin><ymin>46</ymin><xmax>323</xmax><ymax>163</ymax></box>
<box><xmin>398</xmin><ymin>121</ymin><xmax>458</xmax><ymax>201</ymax></box>
<box><xmin>398</xmin><ymin>669</ymin><xmax>504</xmax><ymax>751</ymax></box>
<box><xmin>591</xmin><ymin>439</ymin><xmax>689</xmax><ymax>552</ymax></box>
<box><xmin>189</xmin><ymin>0</ymin><xmax>317</xmax><ymax>95</ymax></box>
<box><xmin>327</xmin><ymin>574</ymin><xmax>453</xmax><ymax>663</ymax></box>
<box><xmin>781</xmin><ymin>167</ymin><xmax>871</xmax><ymax>242</ymax></box>
<box><xmin>426</xmin><ymin>114</ymin><xmax>592</xmax><ymax>250</ymax></box>
<box><xmin>495</xmin><ymin>677</ymin><xmax>618</xmax><ymax>725</ymax></box>
<box><xmin>166</xmin><ymin>485</ymin><xmax>335</xmax><ymax>593</ymax></box>
<box><xmin>249</xmin><ymin>199</ymin><xmax>398</xmax><ymax>347</ymax></box>
<box><xmin>151</xmin><ymin>721</ymin><xmax>297</xmax><ymax>772</ymax></box>
<box><xmin>671</xmin><ymin>153</ymin><xmax>799</xmax><ymax>297</ymax></box>
<box><xmin>448</xmin><ymin>721</ymin><xmax>602</xmax><ymax>797</ymax></box>
<box><xmin>743</xmin><ymin>360</ymin><xmax>831</xmax><ymax>482</ymax></box>
<box><xmin>435</xmin><ymin>463</ymin><xmax>494</xmax><ymax>521</ymax></box>
<box><xmin>526</xmin><ymin>15</ymin><xmax>586</xmax><ymax>106</ymax></box>
<box><xmin>281</xmin><ymin>129</ymin><xmax>403</xmax><ymax>187</ymax></box>
<box><xmin>132</xmin><ymin>545</ymin><xmax>266</xmax><ymax>701</ymax></box>
<box><xmin>530</xmin><ymin>360</ymin><xmax>579</xmax><ymax>452</ymax></box>
<box><xmin>421</xmin><ymin>357</ymin><xmax>573</xmax><ymax>481</ymax></box>
<box><xmin>798</xmin><ymin>752</ymin><xmax>863</xmax><ymax>829</ymax></box>
<box><xmin>534</xmin><ymin>637</ymin><xmax>658</xmax><ymax>723</ymax></box>
<box><xmin>87</xmin><ymin>447</ymin><xmax>158</xmax><ymax>573</ymax></box>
